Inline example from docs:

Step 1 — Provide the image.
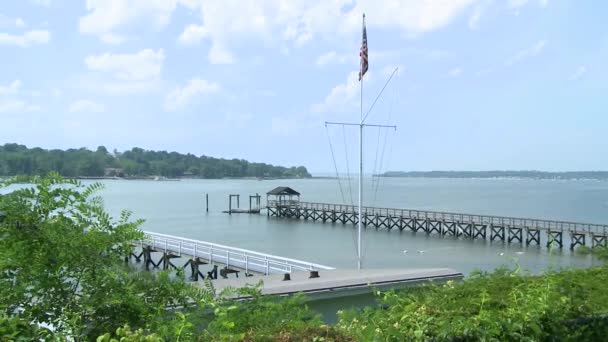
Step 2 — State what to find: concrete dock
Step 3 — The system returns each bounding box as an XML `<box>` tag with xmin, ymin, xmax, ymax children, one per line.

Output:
<box><xmin>204</xmin><ymin>268</ymin><xmax>463</xmax><ymax>301</ymax></box>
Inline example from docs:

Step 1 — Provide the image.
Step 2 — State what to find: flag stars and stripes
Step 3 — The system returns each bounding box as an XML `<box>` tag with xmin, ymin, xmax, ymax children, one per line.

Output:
<box><xmin>359</xmin><ymin>13</ymin><xmax>368</xmax><ymax>81</ymax></box>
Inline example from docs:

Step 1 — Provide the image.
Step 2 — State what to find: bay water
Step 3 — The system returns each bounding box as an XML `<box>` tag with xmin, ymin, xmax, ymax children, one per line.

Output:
<box><xmin>97</xmin><ymin>177</ymin><xmax>608</xmax><ymax>275</ymax></box>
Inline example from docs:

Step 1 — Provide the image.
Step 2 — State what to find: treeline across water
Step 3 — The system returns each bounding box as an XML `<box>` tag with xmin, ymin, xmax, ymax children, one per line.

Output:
<box><xmin>0</xmin><ymin>143</ymin><xmax>311</xmax><ymax>179</ymax></box>
<box><xmin>381</xmin><ymin>170</ymin><xmax>608</xmax><ymax>180</ymax></box>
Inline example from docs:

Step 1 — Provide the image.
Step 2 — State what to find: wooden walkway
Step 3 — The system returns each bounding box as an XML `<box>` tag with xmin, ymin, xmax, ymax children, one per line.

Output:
<box><xmin>206</xmin><ymin>268</ymin><xmax>463</xmax><ymax>301</ymax></box>
<box><xmin>267</xmin><ymin>201</ymin><xmax>608</xmax><ymax>250</ymax></box>
<box><xmin>129</xmin><ymin>231</ymin><xmax>334</xmax><ymax>281</ymax></box>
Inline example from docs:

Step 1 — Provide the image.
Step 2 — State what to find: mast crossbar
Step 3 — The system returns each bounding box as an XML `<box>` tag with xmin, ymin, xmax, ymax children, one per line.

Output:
<box><xmin>325</xmin><ymin>122</ymin><xmax>397</xmax><ymax>130</ymax></box>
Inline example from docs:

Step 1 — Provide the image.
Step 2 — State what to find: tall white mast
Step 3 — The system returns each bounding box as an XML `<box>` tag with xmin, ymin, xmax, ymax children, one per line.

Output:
<box><xmin>358</xmin><ymin>64</ymin><xmax>363</xmax><ymax>270</ymax></box>
<box><xmin>358</xmin><ymin>13</ymin><xmax>367</xmax><ymax>270</ymax></box>
<box><xmin>325</xmin><ymin>13</ymin><xmax>397</xmax><ymax>270</ymax></box>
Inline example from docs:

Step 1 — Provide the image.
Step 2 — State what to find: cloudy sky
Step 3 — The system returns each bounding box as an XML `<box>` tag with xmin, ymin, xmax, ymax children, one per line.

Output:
<box><xmin>1</xmin><ymin>0</ymin><xmax>606</xmax><ymax>173</ymax></box>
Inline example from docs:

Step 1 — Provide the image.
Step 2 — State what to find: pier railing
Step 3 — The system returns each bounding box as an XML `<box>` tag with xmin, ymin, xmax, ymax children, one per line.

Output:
<box><xmin>286</xmin><ymin>201</ymin><xmax>608</xmax><ymax>235</ymax></box>
<box><xmin>142</xmin><ymin>231</ymin><xmax>334</xmax><ymax>275</ymax></box>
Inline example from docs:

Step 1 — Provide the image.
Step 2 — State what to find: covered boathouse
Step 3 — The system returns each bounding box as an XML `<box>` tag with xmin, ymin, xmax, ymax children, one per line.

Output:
<box><xmin>266</xmin><ymin>186</ymin><xmax>300</xmax><ymax>208</ymax></box>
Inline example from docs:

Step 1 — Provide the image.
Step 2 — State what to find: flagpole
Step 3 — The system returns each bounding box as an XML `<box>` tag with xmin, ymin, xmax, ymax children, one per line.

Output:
<box><xmin>326</xmin><ymin>13</ymin><xmax>397</xmax><ymax>271</ymax></box>
<box><xmin>357</xmin><ymin>14</ymin><xmax>365</xmax><ymax>271</ymax></box>
<box><xmin>358</xmin><ymin>72</ymin><xmax>363</xmax><ymax>270</ymax></box>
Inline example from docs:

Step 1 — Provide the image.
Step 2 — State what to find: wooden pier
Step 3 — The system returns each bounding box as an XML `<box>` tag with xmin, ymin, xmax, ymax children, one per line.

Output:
<box><xmin>224</xmin><ymin>193</ymin><xmax>262</xmax><ymax>214</ymax></box>
<box><xmin>267</xmin><ymin>201</ymin><xmax>608</xmax><ymax>250</ymax></box>
<box><xmin>130</xmin><ymin>232</ymin><xmax>462</xmax><ymax>300</ymax></box>
<box><xmin>127</xmin><ymin>231</ymin><xmax>334</xmax><ymax>281</ymax></box>
<box><xmin>205</xmin><ymin>268</ymin><xmax>463</xmax><ymax>301</ymax></box>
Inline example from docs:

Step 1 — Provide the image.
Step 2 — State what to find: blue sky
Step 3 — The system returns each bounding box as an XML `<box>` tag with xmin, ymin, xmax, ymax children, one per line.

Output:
<box><xmin>0</xmin><ymin>0</ymin><xmax>606</xmax><ymax>173</ymax></box>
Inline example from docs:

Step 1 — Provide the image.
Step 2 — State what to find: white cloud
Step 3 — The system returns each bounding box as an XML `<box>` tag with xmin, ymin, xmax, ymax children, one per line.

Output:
<box><xmin>468</xmin><ymin>0</ymin><xmax>494</xmax><ymax>30</ymax></box>
<box><xmin>15</xmin><ymin>18</ymin><xmax>26</xmax><ymax>28</ymax></box>
<box><xmin>316</xmin><ymin>51</ymin><xmax>352</xmax><ymax>67</ymax></box>
<box><xmin>340</xmin><ymin>0</ymin><xmax>478</xmax><ymax>36</ymax></box>
<box><xmin>178</xmin><ymin>0</ymin><xmax>478</xmax><ymax>63</ymax></box>
<box><xmin>0</xmin><ymin>80</ymin><xmax>22</xmax><ymax>96</ymax></box>
<box><xmin>83</xmin><ymin>49</ymin><xmax>165</xmax><ymax>94</ymax></box>
<box><xmin>164</xmin><ymin>78</ymin><xmax>220</xmax><ymax>111</ymax></box>
<box><xmin>79</xmin><ymin>0</ymin><xmax>185</xmax><ymax>43</ymax></box>
<box><xmin>77</xmin><ymin>1</ymin><xmax>479</xmax><ymax>65</ymax></box>
<box><xmin>505</xmin><ymin>40</ymin><xmax>547</xmax><ymax>66</ymax></box>
<box><xmin>0</xmin><ymin>30</ymin><xmax>51</xmax><ymax>47</ymax></box>
<box><xmin>312</xmin><ymin>71</ymin><xmax>361</xmax><ymax>113</ymax></box>
<box><xmin>0</xmin><ymin>100</ymin><xmax>41</xmax><ymax>113</ymax></box>
<box><xmin>85</xmin><ymin>49</ymin><xmax>164</xmax><ymax>81</ymax></box>
<box><xmin>177</xmin><ymin>24</ymin><xmax>207</xmax><ymax>45</ymax></box>
<box><xmin>569</xmin><ymin>65</ymin><xmax>588</xmax><ymax>81</ymax></box>
<box><xmin>468</xmin><ymin>7</ymin><xmax>482</xmax><ymax>30</ymax></box>
<box><xmin>68</xmin><ymin>99</ymin><xmax>105</xmax><ymax>113</ymax></box>
<box><xmin>449</xmin><ymin>67</ymin><xmax>463</xmax><ymax>77</ymax></box>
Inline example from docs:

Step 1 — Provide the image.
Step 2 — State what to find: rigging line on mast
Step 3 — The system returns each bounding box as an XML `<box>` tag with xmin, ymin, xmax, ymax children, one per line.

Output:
<box><xmin>372</xmin><ymin>68</ymin><xmax>397</xmax><ymax>205</ymax></box>
<box><xmin>342</xmin><ymin>125</ymin><xmax>355</xmax><ymax>206</ymax></box>
<box><xmin>379</xmin><ymin>136</ymin><xmax>395</xmax><ymax>203</ymax></box>
<box><xmin>362</xmin><ymin>67</ymin><xmax>398</xmax><ymax>123</ymax></box>
<box><xmin>366</xmin><ymin>70</ymin><xmax>398</xmax><ymax>207</ymax></box>
<box><xmin>325</xmin><ymin>125</ymin><xmax>347</xmax><ymax>205</ymax></box>
<box><xmin>375</xmin><ymin>68</ymin><xmax>399</xmax><ymax>204</ymax></box>
<box><xmin>373</xmin><ymin>105</ymin><xmax>394</xmax><ymax>204</ymax></box>
<box><xmin>326</xmin><ymin>125</ymin><xmax>359</xmax><ymax>256</ymax></box>
<box><xmin>370</xmin><ymin>125</ymin><xmax>383</xmax><ymax>207</ymax></box>
<box><xmin>373</xmin><ymin>127</ymin><xmax>392</xmax><ymax>204</ymax></box>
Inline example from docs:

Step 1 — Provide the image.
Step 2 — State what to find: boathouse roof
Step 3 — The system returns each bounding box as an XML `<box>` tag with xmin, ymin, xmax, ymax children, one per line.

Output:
<box><xmin>266</xmin><ymin>186</ymin><xmax>300</xmax><ymax>196</ymax></box>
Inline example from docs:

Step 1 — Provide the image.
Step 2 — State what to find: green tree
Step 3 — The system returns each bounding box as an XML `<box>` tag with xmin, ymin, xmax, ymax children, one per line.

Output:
<box><xmin>0</xmin><ymin>174</ymin><xmax>209</xmax><ymax>339</ymax></box>
<box><xmin>0</xmin><ymin>143</ymin><xmax>312</xmax><ymax>179</ymax></box>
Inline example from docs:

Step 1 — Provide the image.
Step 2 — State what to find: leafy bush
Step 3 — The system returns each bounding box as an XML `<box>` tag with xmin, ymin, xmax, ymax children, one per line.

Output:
<box><xmin>337</xmin><ymin>266</ymin><xmax>608</xmax><ymax>341</ymax></box>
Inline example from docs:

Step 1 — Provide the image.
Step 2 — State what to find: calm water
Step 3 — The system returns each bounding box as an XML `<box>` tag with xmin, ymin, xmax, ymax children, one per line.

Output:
<box><xmin>97</xmin><ymin>177</ymin><xmax>608</xmax><ymax>275</ymax></box>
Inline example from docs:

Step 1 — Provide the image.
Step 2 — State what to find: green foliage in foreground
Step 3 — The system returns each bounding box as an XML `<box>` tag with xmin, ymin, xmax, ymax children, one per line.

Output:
<box><xmin>0</xmin><ymin>143</ymin><xmax>311</xmax><ymax>178</ymax></box>
<box><xmin>2</xmin><ymin>175</ymin><xmax>608</xmax><ymax>341</ymax></box>
<box><xmin>338</xmin><ymin>266</ymin><xmax>608</xmax><ymax>341</ymax></box>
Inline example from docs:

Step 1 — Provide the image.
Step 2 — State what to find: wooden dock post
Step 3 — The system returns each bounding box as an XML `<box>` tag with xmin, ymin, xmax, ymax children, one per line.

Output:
<box><xmin>569</xmin><ymin>232</ymin><xmax>586</xmax><ymax>250</ymax></box>
<box><xmin>206</xmin><ymin>193</ymin><xmax>209</xmax><ymax>213</ymax></box>
<box><xmin>249</xmin><ymin>194</ymin><xmax>261</xmax><ymax>212</ymax></box>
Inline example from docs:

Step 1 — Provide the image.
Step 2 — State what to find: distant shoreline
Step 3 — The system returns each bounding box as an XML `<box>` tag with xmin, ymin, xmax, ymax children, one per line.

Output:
<box><xmin>378</xmin><ymin>171</ymin><xmax>608</xmax><ymax>181</ymax></box>
<box><xmin>73</xmin><ymin>176</ymin><xmax>323</xmax><ymax>181</ymax></box>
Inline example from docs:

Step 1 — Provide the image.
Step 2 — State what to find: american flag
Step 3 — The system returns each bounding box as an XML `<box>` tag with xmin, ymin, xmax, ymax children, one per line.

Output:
<box><xmin>359</xmin><ymin>13</ymin><xmax>368</xmax><ymax>81</ymax></box>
